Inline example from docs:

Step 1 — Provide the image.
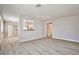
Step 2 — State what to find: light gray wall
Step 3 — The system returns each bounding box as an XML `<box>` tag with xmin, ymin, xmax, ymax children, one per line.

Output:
<box><xmin>53</xmin><ymin>15</ymin><xmax>79</xmax><ymax>42</ymax></box>
<box><xmin>0</xmin><ymin>14</ymin><xmax>3</xmax><ymax>32</ymax></box>
<box><xmin>19</xmin><ymin>17</ymin><xmax>44</xmax><ymax>42</ymax></box>
<box><xmin>0</xmin><ymin>16</ymin><xmax>1</xmax><ymax>32</ymax></box>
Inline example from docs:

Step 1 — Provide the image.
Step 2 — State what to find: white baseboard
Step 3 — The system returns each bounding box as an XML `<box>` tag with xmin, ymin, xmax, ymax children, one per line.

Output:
<box><xmin>19</xmin><ymin>36</ymin><xmax>79</xmax><ymax>43</ymax></box>
<box><xmin>19</xmin><ymin>36</ymin><xmax>44</xmax><ymax>42</ymax></box>
<box><xmin>54</xmin><ymin>36</ymin><xmax>79</xmax><ymax>43</ymax></box>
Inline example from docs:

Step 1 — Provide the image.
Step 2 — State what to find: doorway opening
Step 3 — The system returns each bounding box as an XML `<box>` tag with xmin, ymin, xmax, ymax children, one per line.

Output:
<box><xmin>3</xmin><ymin>22</ymin><xmax>19</xmax><ymax>42</ymax></box>
<box><xmin>7</xmin><ymin>24</ymin><xmax>18</xmax><ymax>37</ymax></box>
<box><xmin>46</xmin><ymin>23</ymin><xmax>53</xmax><ymax>38</ymax></box>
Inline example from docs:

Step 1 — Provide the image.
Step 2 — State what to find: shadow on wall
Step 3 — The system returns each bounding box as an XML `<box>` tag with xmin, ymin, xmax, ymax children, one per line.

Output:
<box><xmin>53</xmin><ymin>15</ymin><xmax>79</xmax><ymax>42</ymax></box>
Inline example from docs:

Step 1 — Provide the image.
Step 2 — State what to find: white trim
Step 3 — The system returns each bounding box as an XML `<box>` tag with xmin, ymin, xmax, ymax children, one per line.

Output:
<box><xmin>54</xmin><ymin>36</ymin><xmax>79</xmax><ymax>43</ymax></box>
<box><xmin>19</xmin><ymin>36</ymin><xmax>44</xmax><ymax>42</ymax></box>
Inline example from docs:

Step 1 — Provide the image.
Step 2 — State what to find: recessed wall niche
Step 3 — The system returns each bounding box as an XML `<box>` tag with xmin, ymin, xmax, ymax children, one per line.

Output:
<box><xmin>23</xmin><ymin>19</ymin><xmax>35</xmax><ymax>31</ymax></box>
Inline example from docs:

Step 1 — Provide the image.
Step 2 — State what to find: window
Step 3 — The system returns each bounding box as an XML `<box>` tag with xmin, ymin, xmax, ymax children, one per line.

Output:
<box><xmin>23</xmin><ymin>20</ymin><xmax>34</xmax><ymax>31</ymax></box>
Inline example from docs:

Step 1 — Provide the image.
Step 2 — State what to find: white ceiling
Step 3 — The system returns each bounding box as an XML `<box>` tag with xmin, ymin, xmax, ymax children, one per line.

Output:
<box><xmin>0</xmin><ymin>4</ymin><xmax>79</xmax><ymax>22</ymax></box>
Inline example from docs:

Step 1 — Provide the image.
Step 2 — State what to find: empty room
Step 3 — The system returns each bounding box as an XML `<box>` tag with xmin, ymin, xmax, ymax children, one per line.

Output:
<box><xmin>0</xmin><ymin>4</ymin><xmax>79</xmax><ymax>55</ymax></box>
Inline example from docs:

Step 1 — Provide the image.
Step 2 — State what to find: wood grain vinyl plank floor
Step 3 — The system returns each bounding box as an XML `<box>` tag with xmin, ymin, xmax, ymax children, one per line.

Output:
<box><xmin>0</xmin><ymin>37</ymin><xmax>79</xmax><ymax>55</ymax></box>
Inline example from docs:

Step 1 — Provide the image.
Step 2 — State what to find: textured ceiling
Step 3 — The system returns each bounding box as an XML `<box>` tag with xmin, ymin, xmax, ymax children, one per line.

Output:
<box><xmin>0</xmin><ymin>4</ymin><xmax>79</xmax><ymax>22</ymax></box>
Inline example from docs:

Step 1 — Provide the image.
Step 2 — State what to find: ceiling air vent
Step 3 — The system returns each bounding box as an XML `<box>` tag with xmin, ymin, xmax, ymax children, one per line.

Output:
<box><xmin>35</xmin><ymin>4</ymin><xmax>42</xmax><ymax>7</ymax></box>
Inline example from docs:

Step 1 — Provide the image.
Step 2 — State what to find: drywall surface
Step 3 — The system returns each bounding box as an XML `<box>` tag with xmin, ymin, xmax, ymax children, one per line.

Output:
<box><xmin>53</xmin><ymin>15</ymin><xmax>79</xmax><ymax>42</ymax></box>
<box><xmin>19</xmin><ymin>17</ymin><xmax>44</xmax><ymax>42</ymax></box>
